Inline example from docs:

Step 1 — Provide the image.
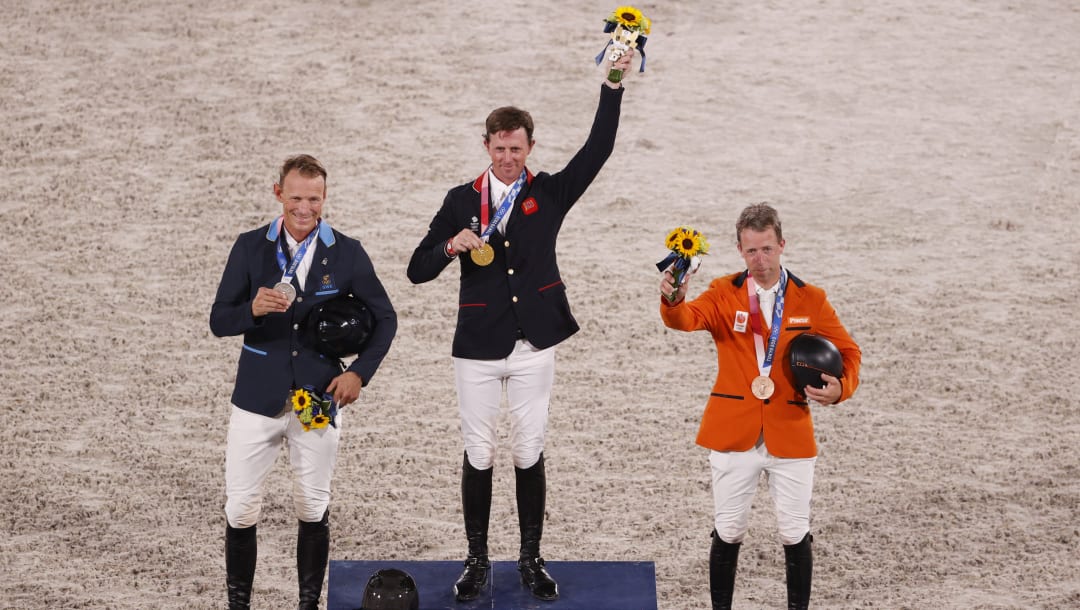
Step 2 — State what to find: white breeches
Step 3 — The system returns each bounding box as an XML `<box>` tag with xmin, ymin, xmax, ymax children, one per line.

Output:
<box><xmin>224</xmin><ymin>405</ymin><xmax>341</xmax><ymax>528</ymax></box>
<box><xmin>453</xmin><ymin>340</ymin><xmax>556</xmax><ymax>470</ymax></box>
<box><xmin>709</xmin><ymin>442</ymin><xmax>816</xmax><ymax>545</ymax></box>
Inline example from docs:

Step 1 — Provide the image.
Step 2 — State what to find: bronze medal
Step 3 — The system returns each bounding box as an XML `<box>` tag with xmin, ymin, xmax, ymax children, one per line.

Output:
<box><xmin>273</xmin><ymin>281</ymin><xmax>297</xmax><ymax>305</ymax></box>
<box><xmin>470</xmin><ymin>243</ymin><xmax>495</xmax><ymax>266</ymax></box>
<box><xmin>751</xmin><ymin>375</ymin><xmax>775</xmax><ymax>399</ymax></box>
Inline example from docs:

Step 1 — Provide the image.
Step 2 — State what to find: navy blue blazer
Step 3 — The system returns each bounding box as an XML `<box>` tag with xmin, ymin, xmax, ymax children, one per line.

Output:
<box><xmin>407</xmin><ymin>85</ymin><xmax>623</xmax><ymax>359</ymax></box>
<box><xmin>211</xmin><ymin>219</ymin><xmax>397</xmax><ymax>417</ymax></box>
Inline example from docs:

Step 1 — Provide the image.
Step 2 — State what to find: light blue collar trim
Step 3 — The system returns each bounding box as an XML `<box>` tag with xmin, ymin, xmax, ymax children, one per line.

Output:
<box><xmin>318</xmin><ymin>219</ymin><xmax>336</xmax><ymax>247</ymax></box>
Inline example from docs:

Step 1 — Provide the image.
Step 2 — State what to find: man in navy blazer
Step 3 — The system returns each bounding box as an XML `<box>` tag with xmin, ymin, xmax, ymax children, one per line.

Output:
<box><xmin>211</xmin><ymin>154</ymin><xmax>396</xmax><ymax>610</ymax></box>
<box><xmin>407</xmin><ymin>50</ymin><xmax>635</xmax><ymax>602</ymax></box>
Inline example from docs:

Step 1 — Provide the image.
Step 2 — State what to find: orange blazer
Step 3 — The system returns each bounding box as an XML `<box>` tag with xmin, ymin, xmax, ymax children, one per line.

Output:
<box><xmin>660</xmin><ymin>270</ymin><xmax>861</xmax><ymax>458</ymax></box>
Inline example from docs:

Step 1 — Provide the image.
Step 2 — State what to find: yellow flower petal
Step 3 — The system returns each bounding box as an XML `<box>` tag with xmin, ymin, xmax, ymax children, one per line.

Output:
<box><xmin>668</xmin><ymin>227</ymin><xmax>709</xmax><ymax>257</ymax></box>
<box><xmin>291</xmin><ymin>390</ymin><xmax>310</xmax><ymax>412</ymax></box>
<box><xmin>613</xmin><ymin>5</ymin><xmax>645</xmax><ymax>30</ymax></box>
<box><xmin>666</xmin><ymin>228</ymin><xmax>682</xmax><ymax>246</ymax></box>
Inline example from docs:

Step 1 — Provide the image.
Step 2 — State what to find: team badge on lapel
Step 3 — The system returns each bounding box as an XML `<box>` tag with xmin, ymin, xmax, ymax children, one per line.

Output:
<box><xmin>469</xmin><ymin>216</ymin><xmax>480</xmax><ymax>232</ymax></box>
<box><xmin>319</xmin><ymin>274</ymin><xmax>337</xmax><ymax>292</ymax></box>
<box><xmin>522</xmin><ymin>197</ymin><xmax>538</xmax><ymax>215</ymax></box>
<box><xmin>733</xmin><ymin>311</ymin><xmax>748</xmax><ymax>333</ymax></box>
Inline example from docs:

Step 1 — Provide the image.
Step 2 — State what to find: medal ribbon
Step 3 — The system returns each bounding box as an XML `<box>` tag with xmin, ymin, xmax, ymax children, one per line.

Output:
<box><xmin>479</xmin><ymin>169</ymin><xmax>526</xmax><ymax>242</ymax></box>
<box><xmin>274</xmin><ymin>217</ymin><xmax>319</xmax><ymax>285</ymax></box>
<box><xmin>746</xmin><ymin>268</ymin><xmax>788</xmax><ymax>376</ymax></box>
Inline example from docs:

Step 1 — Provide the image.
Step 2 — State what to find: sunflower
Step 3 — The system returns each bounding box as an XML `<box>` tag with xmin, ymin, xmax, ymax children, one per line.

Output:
<box><xmin>311</xmin><ymin>415</ymin><xmax>330</xmax><ymax>430</ymax></box>
<box><xmin>673</xmin><ymin>229</ymin><xmax>708</xmax><ymax>257</ymax></box>
<box><xmin>666</xmin><ymin>228</ymin><xmax>683</xmax><ymax>248</ymax></box>
<box><xmin>291</xmin><ymin>389</ymin><xmax>310</xmax><ymax>412</ymax></box>
<box><xmin>611</xmin><ymin>6</ymin><xmax>650</xmax><ymax>33</ymax></box>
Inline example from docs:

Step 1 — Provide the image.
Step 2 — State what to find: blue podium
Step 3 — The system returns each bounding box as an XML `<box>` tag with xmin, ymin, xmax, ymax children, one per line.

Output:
<box><xmin>328</xmin><ymin>560</ymin><xmax>657</xmax><ymax>610</ymax></box>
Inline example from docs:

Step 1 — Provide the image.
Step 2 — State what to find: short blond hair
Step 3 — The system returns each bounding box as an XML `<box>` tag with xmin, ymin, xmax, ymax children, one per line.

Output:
<box><xmin>736</xmin><ymin>202</ymin><xmax>782</xmax><ymax>244</ymax></box>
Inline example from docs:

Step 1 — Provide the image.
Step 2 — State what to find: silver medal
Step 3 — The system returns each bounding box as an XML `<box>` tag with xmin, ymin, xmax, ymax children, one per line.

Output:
<box><xmin>274</xmin><ymin>281</ymin><xmax>297</xmax><ymax>305</ymax></box>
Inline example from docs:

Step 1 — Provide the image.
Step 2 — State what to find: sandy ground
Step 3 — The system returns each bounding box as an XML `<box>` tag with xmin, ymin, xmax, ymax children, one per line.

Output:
<box><xmin>2</xmin><ymin>0</ymin><xmax>1079</xmax><ymax>608</ymax></box>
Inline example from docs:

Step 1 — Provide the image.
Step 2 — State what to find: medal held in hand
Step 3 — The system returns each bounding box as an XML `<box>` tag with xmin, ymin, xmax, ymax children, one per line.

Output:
<box><xmin>596</xmin><ymin>5</ymin><xmax>651</xmax><ymax>83</ymax></box>
<box><xmin>470</xmin><ymin>244</ymin><xmax>495</xmax><ymax>267</ymax></box>
<box><xmin>272</xmin><ymin>216</ymin><xmax>318</xmax><ymax>308</ymax></box>
<box><xmin>274</xmin><ymin>281</ymin><xmax>297</xmax><ymax>305</ymax></box>
<box><xmin>751</xmin><ymin>375</ymin><xmax>775</xmax><ymax>399</ymax></box>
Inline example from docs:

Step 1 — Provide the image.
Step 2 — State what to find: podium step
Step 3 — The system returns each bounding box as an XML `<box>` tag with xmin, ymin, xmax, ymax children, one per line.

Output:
<box><xmin>328</xmin><ymin>559</ymin><xmax>657</xmax><ymax>610</ymax></box>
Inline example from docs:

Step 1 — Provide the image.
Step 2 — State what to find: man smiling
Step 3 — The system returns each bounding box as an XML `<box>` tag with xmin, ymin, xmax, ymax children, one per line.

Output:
<box><xmin>407</xmin><ymin>50</ymin><xmax>636</xmax><ymax>602</ymax></box>
<box><xmin>211</xmin><ymin>155</ymin><xmax>397</xmax><ymax>609</ymax></box>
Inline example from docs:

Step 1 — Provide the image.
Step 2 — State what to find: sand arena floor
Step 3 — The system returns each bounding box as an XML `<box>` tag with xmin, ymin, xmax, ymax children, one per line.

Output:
<box><xmin>2</xmin><ymin>1</ymin><xmax>1079</xmax><ymax>608</ymax></box>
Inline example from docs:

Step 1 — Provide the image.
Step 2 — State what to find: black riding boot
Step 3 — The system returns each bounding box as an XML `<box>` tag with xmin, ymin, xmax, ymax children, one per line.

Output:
<box><xmin>225</xmin><ymin>524</ymin><xmax>257</xmax><ymax>610</ymax></box>
<box><xmin>453</xmin><ymin>452</ymin><xmax>493</xmax><ymax>602</ymax></box>
<box><xmin>709</xmin><ymin>530</ymin><xmax>741</xmax><ymax>610</ymax></box>
<box><xmin>784</xmin><ymin>533</ymin><xmax>813</xmax><ymax>610</ymax></box>
<box><xmin>297</xmin><ymin>509</ymin><xmax>330</xmax><ymax>610</ymax></box>
<box><xmin>516</xmin><ymin>453</ymin><xmax>558</xmax><ymax>601</ymax></box>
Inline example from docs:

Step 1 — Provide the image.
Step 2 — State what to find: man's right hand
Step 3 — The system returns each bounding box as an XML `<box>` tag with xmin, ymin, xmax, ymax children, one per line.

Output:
<box><xmin>449</xmin><ymin>229</ymin><xmax>485</xmax><ymax>254</ymax></box>
<box><xmin>252</xmin><ymin>286</ymin><xmax>292</xmax><ymax>317</ymax></box>
<box><xmin>660</xmin><ymin>270</ymin><xmax>689</xmax><ymax>303</ymax></box>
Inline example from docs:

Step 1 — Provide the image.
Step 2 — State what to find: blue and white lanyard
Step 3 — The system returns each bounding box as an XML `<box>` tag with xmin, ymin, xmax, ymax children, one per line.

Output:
<box><xmin>747</xmin><ymin>268</ymin><xmax>788</xmax><ymax>375</ymax></box>
<box><xmin>275</xmin><ymin>219</ymin><xmax>318</xmax><ymax>285</ymax></box>
<box><xmin>479</xmin><ymin>169</ymin><xmax>526</xmax><ymax>241</ymax></box>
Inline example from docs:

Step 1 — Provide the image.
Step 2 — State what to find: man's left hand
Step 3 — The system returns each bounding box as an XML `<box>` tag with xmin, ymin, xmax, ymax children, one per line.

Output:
<box><xmin>604</xmin><ymin>48</ymin><xmax>635</xmax><ymax>88</ymax></box>
<box><xmin>803</xmin><ymin>373</ymin><xmax>841</xmax><ymax>405</ymax></box>
<box><xmin>326</xmin><ymin>371</ymin><xmax>363</xmax><ymax>407</ymax></box>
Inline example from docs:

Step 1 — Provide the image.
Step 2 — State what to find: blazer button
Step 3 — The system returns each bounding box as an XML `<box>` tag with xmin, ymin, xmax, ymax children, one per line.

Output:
<box><xmin>508</xmin><ymin>268</ymin><xmax>515</xmax><ymax>275</ymax></box>
<box><xmin>296</xmin><ymin>296</ymin><xmax>303</xmax><ymax>303</ymax></box>
<box><xmin>293</xmin><ymin>323</ymin><xmax>299</xmax><ymax>330</ymax></box>
<box><xmin>504</xmin><ymin>240</ymin><xmax>510</xmax><ymax>247</ymax></box>
<box><xmin>292</xmin><ymin>350</ymin><xmax>299</xmax><ymax>357</ymax></box>
<box><xmin>512</xmin><ymin>296</ymin><xmax>518</xmax><ymax>303</ymax></box>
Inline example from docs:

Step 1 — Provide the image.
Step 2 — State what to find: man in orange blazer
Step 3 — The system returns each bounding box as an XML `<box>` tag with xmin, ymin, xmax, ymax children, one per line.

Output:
<box><xmin>659</xmin><ymin>203</ymin><xmax>861</xmax><ymax>610</ymax></box>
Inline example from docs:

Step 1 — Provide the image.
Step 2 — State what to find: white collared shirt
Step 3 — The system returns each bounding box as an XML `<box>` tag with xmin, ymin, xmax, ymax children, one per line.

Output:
<box><xmin>756</xmin><ymin>279</ymin><xmax>780</xmax><ymax>325</ymax></box>
<box><xmin>487</xmin><ymin>169</ymin><xmax>514</xmax><ymax>235</ymax></box>
<box><xmin>284</xmin><ymin>229</ymin><xmax>318</xmax><ymax>291</ymax></box>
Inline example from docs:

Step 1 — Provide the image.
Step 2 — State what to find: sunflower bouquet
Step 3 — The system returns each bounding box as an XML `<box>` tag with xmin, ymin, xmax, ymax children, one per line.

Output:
<box><xmin>595</xmin><ymin>5</ymin><xmax>651</xmax><ymax>82</ymax></box>
<box><xmin>656</xmin><ymin>227</ymin><xmax>710</xmax><ymax>303</ymax></box>
<box><xmin>290</xmin><ymin>386</ymin><xmax>338</xmax><ymax>432</ymax></box>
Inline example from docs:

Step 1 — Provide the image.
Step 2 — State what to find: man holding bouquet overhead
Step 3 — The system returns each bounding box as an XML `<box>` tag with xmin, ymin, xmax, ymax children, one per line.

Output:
<box><xmin>658</xmin><ymin>203</ymin><xmax>861</xmax><ymax>610</ymax></box>
<box><xmin>406</xmin><ymin>20</ymin><xmax>640</xmax><ymax>602</ymax></box>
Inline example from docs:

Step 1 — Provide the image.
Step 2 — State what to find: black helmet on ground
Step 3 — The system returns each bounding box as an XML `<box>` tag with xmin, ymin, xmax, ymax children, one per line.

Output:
<box><xmin>359</xmin><ymin>568</ymin><xmax>419</xmax><ymax>610</ymax></box>
<box><xmin>788</xmin><ymin>332</ymin><xmax>843</xmax><ymax>393</ymax></box>
<box><xmin>300</xmin><ymin>293</ymin><xmax>375</xmax><ymax>359</ymax></box>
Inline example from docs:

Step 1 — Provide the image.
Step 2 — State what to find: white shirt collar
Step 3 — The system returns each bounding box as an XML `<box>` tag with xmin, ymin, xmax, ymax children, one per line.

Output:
<box><xmin>284</xmin><ymin>229</ymin><xmax>301</xmax><ymax>255</ymax></box>
<box><xmin>489</xmin><ymin>169</ymin><xmax>516</xmax><ymax>200</ymax></box>
<box><xmin>755</xmin><ymin>279</ymin><xmax>779</xmax><ymax>295</ymax></box>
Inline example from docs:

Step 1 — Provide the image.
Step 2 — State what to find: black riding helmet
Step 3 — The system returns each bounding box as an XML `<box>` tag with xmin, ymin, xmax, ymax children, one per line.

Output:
<box><xmin>359</xmin><ymin>568</ymin><xmax>419</xmax><ymax>610</ymax></box>
<box><xmin>300</xmin><ymin>293</ymin><xmax>375</xmax><ymax>359</ymax></box>
<box><xmin>788</xmin><ymin>332</ymin><xmax>843</xmax><ymax>393</ymax></box>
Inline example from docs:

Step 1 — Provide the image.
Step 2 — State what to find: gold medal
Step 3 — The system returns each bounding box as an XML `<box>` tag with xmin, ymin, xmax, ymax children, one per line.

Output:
<box><xmin>751</xmin><ymin>375</ymin><xmax>775</xmax><ymax>399</ymax></box>
<box><xmin>470</xmin><ymin>243</ymin><xmax>495</xmax><ymax>266</ymax></box>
